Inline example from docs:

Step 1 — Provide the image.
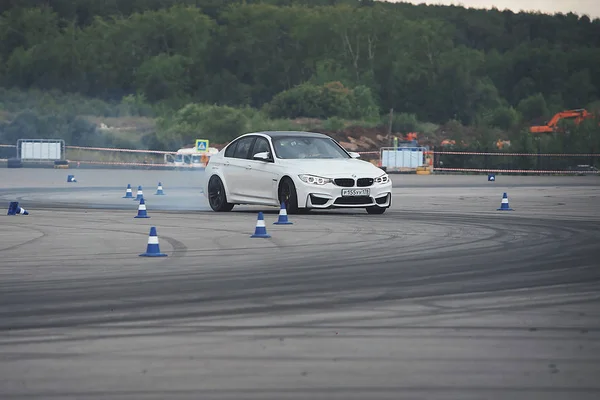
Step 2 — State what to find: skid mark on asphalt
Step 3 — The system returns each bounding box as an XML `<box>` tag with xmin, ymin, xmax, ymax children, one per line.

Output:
<box><xmin>159</xmin><ymin>235</ymin><xmax>188</xmax><ymax>258</ymax></box>
<box><xmin>0</xmin><ymin>224</ymin><xmax>47</xmax><ymax>252</ymax></box>
<box><xmin>4</xmin><ymin>175</ymin><xmax>600</xmax><ymax>400</ymax></box>
<box><xmin>17</xmin><ymin>208</ymin><xmax>581</xmax><ymax>261</ymax></box>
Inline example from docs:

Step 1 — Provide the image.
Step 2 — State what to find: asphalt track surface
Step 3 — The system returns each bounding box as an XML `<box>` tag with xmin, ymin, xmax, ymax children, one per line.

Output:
<box><xmin>1</xmin><ymin>168</ymin><xmax>600</xmax><ymax>400</ymax></box>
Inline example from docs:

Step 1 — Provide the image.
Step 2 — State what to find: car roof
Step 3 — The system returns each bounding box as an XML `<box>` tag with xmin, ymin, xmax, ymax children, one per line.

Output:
<box><xmin>242</xmin><ymin>131</ymin><xmax>330</xmax><ymax>139</ymax></box>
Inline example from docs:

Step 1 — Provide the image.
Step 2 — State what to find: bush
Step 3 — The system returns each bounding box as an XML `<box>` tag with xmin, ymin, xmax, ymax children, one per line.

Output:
<box><xmin>350</xmin><ymin>85</ymin><xmax>380</xmax><ymax>120</ymax></box>
<box><xmin>323</xmin><ymin>116</ymin><xmax>345</xmax><ymax>131</ymax></box>
<box><xmin>0</xmin><ymin>87</ymin><xmax>157</xmax><ymax>118</ymax></box>
<box><xmin>118</xmin><ymin>94</ymin><xmax>154</xmax><ymax>117</ymax></box>
<box><xmin>487</xmin><ymin>106</ymin><xmax>521</xmax><ymax>131</ymax></box>
<box><xmin>518</xmin><ymin>93</ymin><xmax>550</xmax><ymax>121</ymax></box>
<box><xmin>264</xmin><ymin>83</ymin><xmax>326</xmax><ymax>119</ymax></box>
<box><xmin>0</xmin><ymin>109</ymin><xmax>99</xmax><ymax>146</ymax></box>
<box><xmin>243</xmin><ymin>108</ymin><xmax>297</xmax><ymax>132</ymax></box>
<box><xmin>319</xmin><ymin>82</ymin><xmax>353</xmax><ymax>119</ymax></box>
<box><xmin>389</xmin><ymin>112</ymin><xmax>419</xmax><ymax>133</ymax></box>
<box><xmin>264</xmin><ymin>81</ymin><xmax>380</xmax><ymax>120</ymax></box>
<box><xmin>157</xmin><ymin>103</ymin><xmax>248</xmax><ymax>148</ymax></box>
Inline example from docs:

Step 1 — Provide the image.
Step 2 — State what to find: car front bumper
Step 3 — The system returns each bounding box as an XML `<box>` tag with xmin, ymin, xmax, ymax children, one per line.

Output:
<box><xmin>296</xmin><ymin>180</ymin><xmax>393</xmax><ymax>209</ymax></box>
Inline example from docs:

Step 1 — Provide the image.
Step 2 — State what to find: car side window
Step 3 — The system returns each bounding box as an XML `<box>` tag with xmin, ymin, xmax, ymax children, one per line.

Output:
<box><xmin>224</xmin><ymin>141</ymin><xmax>238</xmax><ymax>158</ymax></box>
<box><xmin>252</xmin><ymin>137</ymin><xmax>272</xmax><ymax>159</ymax></box>
<box><xmin>232</xmin><ymin>136</ymin><xmax>256</xmax><ymax>159</ymax></box>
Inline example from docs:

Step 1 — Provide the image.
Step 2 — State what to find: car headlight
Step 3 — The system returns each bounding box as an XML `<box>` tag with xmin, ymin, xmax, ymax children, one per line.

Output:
<box><xmin>374</xmin><ymin>173</ymin><xmax>389</xmax><ymax>184</ymax></box>
<box><xmin>298</xmin><ymin>174</ymin><xmax>332</xmax><ymax>185</ymax></box>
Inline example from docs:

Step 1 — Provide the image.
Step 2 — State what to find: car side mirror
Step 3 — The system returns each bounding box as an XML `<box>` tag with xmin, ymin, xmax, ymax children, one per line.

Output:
<box><xmin>348</xmin><ymin>152</ymin><xmax>360</xmax><ymax>159</ymax></box>
<box><xmin>253</xmin><ymin>151</ymin><xmax>271</xmax><ymax>162</ymax></box>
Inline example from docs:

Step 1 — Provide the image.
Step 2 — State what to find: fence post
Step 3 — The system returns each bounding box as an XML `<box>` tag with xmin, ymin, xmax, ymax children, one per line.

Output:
<box><xmin>484</xmin><ymin>147</ymin><xmax>489</xmax><ymax>170</ymax></box>
<box><xmin>536</xmin><ymin>138</ymin><xmax>542</xmax><ymax>173</ymax></box>
<box><xmin>387</xmin><ymin>108</ymin><xmax>394</xmax><ymax>147</ymax></box>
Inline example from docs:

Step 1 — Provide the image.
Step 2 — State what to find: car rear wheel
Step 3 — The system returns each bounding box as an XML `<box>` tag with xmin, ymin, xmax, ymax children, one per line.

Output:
<box><xmin>366</xmin><ymin>206</ymin><xmax>387</xmax><ymax>214</ymax></box>
<box><xmin>208</xmin><ymin>175</ymin><xmax>234</xmax><ymax>212</ymax></box>
<box><xmin>278</xmin><ymin>177</ymin><xmax>302</xmax><ymax>214</ymax></box>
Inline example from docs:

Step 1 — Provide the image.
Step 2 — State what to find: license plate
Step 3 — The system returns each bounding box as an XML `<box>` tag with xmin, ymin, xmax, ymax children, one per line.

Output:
<box><xmin>341</xmin><ymin>188</ymin><xmax>370</xmax><ymax>197</ymax></box>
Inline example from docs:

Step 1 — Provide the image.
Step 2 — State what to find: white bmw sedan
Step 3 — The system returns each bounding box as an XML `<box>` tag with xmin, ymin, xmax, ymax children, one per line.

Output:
<box><xmin>203</xmin><ymin>131</ymin><xmax>392</xmax><ymax>214</ymax></box>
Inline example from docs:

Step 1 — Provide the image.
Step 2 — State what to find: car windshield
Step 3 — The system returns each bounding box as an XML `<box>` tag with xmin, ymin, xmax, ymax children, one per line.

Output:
<box><xmin>272</xmin><ymin>136</ymin><xmax>350</xmax><ymax>159</ymax></box>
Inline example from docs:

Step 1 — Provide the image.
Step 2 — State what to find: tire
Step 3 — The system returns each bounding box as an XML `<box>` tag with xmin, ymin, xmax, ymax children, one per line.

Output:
<box><xmin>366</xmin><ymin>206</ymin><xmax>387</xmax><ymax>215</ymax></box>
<box><xmin>207</xmin><ymin>175</ymin><xmax>234</xmax><ymax>212</ymax></box>
<box><xmin>278</xmin><ymin>177</ymin><xmax>302</xmax><ymax>214</ymax></box>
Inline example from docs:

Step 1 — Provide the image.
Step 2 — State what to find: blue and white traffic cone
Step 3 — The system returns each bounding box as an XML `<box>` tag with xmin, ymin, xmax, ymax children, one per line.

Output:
<box><xmin>134</xmin><ymin>185</ymin><xmax>144</xmax><ymax>201</ymax></box>
<box><xmin>139</xmin><ymin>226</ymin><xmax>167</xmax><ymax>257</ymax></box>
<box><xmin>7</xmin><ymin>201</ymin><xmax>29</xmax><ymax>215</ymax></box>
<box><xmin>155</xmin><ymin>182</ymin><xmax>165</xmax><ymax>195</ymax></box>
<box><xmin>497</xmin><ymin>192</ymin><xmax>513</xmax><ymax>211</ymax></box>
<box><xmin>251</xmin><ymin>212</ymin><xmax>271</xmax><ymax>238</ymax></box>
<box><xmin>134</xmin><ymin>198</ymin><xmax>150</xmax><ymax>218</ymax></box>
<box><xmin>123</xmin><ymin>184</ymin><xmax>133</xmax><ymax>198</ymax></box>
<box><xmin>273</xmin><ymin>202</ymin><xmax>293</xmax><ymax>225</ymax></box>
<box><xmin>67</xmin><ymin>174</ymin><xmax>77</xmax><ymax>183</ymax></box>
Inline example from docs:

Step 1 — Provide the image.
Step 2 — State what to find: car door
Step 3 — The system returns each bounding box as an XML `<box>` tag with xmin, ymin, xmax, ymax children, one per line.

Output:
<box><xmin>244</xmin><ymin>136</ymin><xmax>279</xmax><ymax>203</ymax></box>
<box><xmin>225</xmin><ymin>135</ymin><xmax>256</xmax><ymax>199</ymax></box>
<box><xmin>218</xmin><ymin>139</ymin><xmax>238</xmax><ymax>194</ymax></box>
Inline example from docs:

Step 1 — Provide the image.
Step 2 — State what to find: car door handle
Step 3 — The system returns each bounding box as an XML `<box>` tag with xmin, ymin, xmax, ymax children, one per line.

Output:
<box><xmin>246</xmin><ymin>165</ymin><xmax>252</xmax><ymax>170</ymax></box>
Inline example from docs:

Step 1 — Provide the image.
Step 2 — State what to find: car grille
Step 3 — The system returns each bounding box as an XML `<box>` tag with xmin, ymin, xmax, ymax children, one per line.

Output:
<box><xmin>357</xmin><ymin>178</ymin><xmax>374</xmax><ymax>187</ymax></box>
<box><xmin>334</xmin><ymin>196</ymin><xmax>373</xmax><ymax>205</ymax></box>
<box><xmin>334</xmin><ymin>178</ymin><xmax>354</xmax><ymax>187</ymax></box>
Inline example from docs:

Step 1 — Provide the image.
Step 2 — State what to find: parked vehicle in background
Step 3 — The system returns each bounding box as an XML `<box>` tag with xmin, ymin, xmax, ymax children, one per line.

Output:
<box><xmin>567</xmin><ymin>164</ymin><xmax>599</xmax><ymax>175</ymax></box>
<box><xmin>164</xmin><ymin>146</ymin><xmax>219</xmax><ymax>168</ymax></box>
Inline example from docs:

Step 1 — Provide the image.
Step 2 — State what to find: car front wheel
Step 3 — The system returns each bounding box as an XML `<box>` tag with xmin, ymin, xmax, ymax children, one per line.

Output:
<box><xmin>208</xmin><ymin>175</ymin><xmax>234</xmax><ymax>212</ymax></box>
<box><xmin>366</xmin><ymin>206</ymin><xmax>387</xmax><ymax>214</ymax></box>
<box><xmin>278</xmin><ymin>177</ymin><xmax>302</xmax><ymax>214</ymax></box>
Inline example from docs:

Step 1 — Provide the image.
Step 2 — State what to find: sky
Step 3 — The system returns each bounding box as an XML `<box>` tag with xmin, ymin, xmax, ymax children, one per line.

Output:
<box><xmin>394</xmin><ymin>1</ymin><xmax>600</xmax><ymax>19</ymax></box>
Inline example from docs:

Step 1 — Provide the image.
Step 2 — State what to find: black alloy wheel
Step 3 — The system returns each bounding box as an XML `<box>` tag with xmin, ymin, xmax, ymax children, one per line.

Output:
<box><xmin>278</xmin><ymin>177</ymin><xmax>301</xmax><ymax>214</ymax></box>
<box><xmin>208</xmin><ymin>175</ymin><xmax>234</xmax><ymax>212</ymax></box>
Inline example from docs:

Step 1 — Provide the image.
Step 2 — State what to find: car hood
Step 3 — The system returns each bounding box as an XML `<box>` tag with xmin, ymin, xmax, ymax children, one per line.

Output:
<box><xmin>283</xmin><ymin>159</ymin><xmax>383</xmax><ymax>177</ymax></box>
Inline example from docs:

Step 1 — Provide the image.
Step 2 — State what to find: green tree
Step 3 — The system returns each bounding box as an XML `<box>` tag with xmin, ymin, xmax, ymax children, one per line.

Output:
<box><xmin>518</xmin><ymin>93</ymin><xmax>550</xmax><ymax>121</ymax></box>
<box><xmin>390</xmin><ymin>113</ymin><xmax>419</xmax><ymax>133</ymax></box>
<box><xmin>157</xmin><ymin>103</ymin><xmax>248</xmax><ymax>148</ymax></box>
<box><xmin>486</xmin><ymin>106</ymin><xmax>520</xmax><ymax>131</ymax></box>
<box><xmin>351</xmin><ymin>85</ymin><xmax>380</xmax><ymax>120</ymax></box>
<box><xmin>563</xmin><ymin>69</ymin><xmax>597</xmax><ymax>108</ymax></box>
<box><xmin>265</xmin><ymin>81</ymin><xmax>377</xmax><ymax>120</ymax></box>
<box><xmin>135</xmin><ymin>54</ymin><xmax>192</xmax><ymax>102</ymax></box>
<box><xmin>0</xmin><ymin>0</ymin><xmax>599</xmax><ymax>152</ymax></box>
<box><xmin>0</xmin><ymin>6</ymin><xmax>60</xmax><ymax>58</ymax></box>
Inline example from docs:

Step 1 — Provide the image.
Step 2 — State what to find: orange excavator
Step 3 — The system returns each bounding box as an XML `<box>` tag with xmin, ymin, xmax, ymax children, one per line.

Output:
<box><xmin>530</xmin><ymin>109</ymin><xmax>597</xmax><ymax>133</ymax></box>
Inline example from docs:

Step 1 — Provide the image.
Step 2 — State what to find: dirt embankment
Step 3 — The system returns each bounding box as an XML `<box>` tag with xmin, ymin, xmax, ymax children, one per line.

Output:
<box><xmin>320</xmin><ymin>127</ymin><xmax>392</xmax><ymax>152</ymax></box>
<box><xmin>89</xmin><ymin>117</ymin><xmax>449</xmax><ymax>155</ymax></box>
